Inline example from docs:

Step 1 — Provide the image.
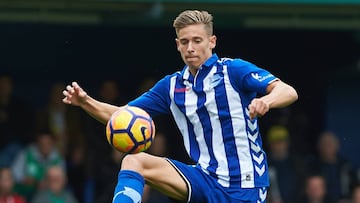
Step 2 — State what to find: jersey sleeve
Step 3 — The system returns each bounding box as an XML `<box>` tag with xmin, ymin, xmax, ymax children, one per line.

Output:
<box><xmin>227</xmin><ymin>58</ymin><xmax>278</xmax><ymax>95</ymax></box>
<box><xmin>128</xmin><ymin>76</ymin><xmax>171</xmax><ymax>117</ymax></box>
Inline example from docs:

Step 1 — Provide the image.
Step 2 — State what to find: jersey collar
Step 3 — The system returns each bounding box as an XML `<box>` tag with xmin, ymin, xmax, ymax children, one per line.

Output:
<box><xmin>181</xmin><ymin>53</ymin><xmax>219</xmax><ymax>81</ymax></box>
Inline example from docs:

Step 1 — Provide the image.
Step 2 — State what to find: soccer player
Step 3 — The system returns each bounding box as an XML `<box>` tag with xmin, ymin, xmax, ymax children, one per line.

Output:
<box><xmin>62</xmin><ymin>10</ymin><xmax>298</xmax><ymax>203</ymax></box>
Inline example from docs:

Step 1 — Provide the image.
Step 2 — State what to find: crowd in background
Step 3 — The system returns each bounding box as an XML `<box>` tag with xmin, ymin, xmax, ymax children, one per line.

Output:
<box><xmin>0</xmin><ymin>71</ymin><xmax>359</xmax><ymax>203</ymax></box>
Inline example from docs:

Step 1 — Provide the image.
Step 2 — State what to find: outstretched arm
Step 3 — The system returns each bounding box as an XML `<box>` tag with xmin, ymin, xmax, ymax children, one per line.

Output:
<box><xmin>248</xmin><ymin>80</ymin><xmax>298</xmax><ymax>120</ymax></box>
<box><xmin>62</xmin><ymin>81</ymin><xmax>124</xmax><ymax>124</ymax></box>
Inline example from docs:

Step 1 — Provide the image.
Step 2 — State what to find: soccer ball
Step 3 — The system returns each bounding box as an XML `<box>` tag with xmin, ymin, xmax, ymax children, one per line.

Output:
<box><xmin>106</xmin><ymin>106</ymin><xmax>155</xmax><ymax>154</ymax></box>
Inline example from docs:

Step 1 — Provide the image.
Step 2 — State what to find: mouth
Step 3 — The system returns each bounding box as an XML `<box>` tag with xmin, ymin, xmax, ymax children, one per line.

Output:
<box><xmin>185</xmin><ymin>56</ymin><xmax>198</xmax><ymax>60</ymax></box>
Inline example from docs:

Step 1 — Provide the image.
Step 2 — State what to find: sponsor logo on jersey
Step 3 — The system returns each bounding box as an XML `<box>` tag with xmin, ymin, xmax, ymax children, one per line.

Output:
<box><xmin>251</xmin><ymin>73</ymin><xmax>273</xmax><ymax>82</ymax></box>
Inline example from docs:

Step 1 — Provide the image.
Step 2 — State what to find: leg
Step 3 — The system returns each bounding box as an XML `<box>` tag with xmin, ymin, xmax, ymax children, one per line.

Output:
<box><xmin>114</xmin><ymin>153</ymin><xmax>188</xmax><ymax>202</ymax></box>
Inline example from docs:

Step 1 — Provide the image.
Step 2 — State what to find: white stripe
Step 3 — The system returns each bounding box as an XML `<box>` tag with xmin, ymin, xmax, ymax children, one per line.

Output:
<box><xmin>169</xmin><ymin>76</ymin><xmax>191</xmax><ymax>154</ymax></box>
<box><xmin>184</xmin><ymin>84</ymin><xmax>210</xmax><ymax>168</ymax></box>
<box><xmin>224</xmin><ymin>65</ymin><xmax>255</xmax><ymax>188</ymax></box>
<box><xmin>203</xmin><ymin>66</ymin><xmax>230</xmax><ymax>187</ymax></box>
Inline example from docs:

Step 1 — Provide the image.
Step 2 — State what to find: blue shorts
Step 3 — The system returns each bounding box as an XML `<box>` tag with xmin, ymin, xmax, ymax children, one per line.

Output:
<box><xmin>166</xmin><ymin>159</ymin><xmax>267</xmax><ymax>203</ymax></box>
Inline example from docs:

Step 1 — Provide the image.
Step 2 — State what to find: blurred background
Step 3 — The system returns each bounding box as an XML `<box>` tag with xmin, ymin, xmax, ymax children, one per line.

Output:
<box><xmin>0</xmin><ymin>0</ymin><xmax>360</xmax><ymax>203</ymax></box>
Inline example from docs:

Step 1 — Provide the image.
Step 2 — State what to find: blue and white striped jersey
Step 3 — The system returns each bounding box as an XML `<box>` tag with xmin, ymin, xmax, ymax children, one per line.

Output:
<box><xmin>128</xmin><ymin>53</ymin><xmax>278</xmax><ymax>189</ymax></box>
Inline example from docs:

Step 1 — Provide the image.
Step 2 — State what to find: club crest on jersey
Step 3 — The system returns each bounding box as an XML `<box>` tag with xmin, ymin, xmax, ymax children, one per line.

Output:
<box><xmin>210</xmin><ymin>73</ymin><xmax>223</xmax><ymax>88</ymax></box>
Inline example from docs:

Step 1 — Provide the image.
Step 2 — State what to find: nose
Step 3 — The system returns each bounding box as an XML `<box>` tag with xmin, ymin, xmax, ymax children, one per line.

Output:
<box><xmin>187</xmin><ymin>42</ymin><xmax>194</xmax><ymax>53</ymax></box>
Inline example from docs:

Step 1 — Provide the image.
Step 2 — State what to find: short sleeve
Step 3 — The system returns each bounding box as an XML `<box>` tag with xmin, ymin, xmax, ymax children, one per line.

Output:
<box><xmin>227</xmin><ymin>59</ymin><xmax>278</xmax><ymax>95</ymax></box>
<box><xmin>128</xmin><ymin>76</ymin><xmax>171</xmax><ymax>117</ymax></box>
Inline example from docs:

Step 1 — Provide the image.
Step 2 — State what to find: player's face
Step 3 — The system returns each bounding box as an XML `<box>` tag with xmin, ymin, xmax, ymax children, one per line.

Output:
<box><xmin>176</xmin><ymin>24</ymin><xmax>216</xmax><ymax>74</ymax></box>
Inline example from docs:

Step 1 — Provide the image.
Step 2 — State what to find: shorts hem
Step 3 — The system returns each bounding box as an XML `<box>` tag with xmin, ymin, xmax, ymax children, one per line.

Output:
<box><xmin>165</xmin><ymin>158</ymin><xmax>192</xmax><ymax>203</ymax></box>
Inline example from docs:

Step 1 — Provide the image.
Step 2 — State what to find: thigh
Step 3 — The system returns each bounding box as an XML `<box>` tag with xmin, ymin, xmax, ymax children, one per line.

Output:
<box><xmin>121</xmin><ymin>153</ymin><xmax>188</xmax><ymax>201</ymax></box>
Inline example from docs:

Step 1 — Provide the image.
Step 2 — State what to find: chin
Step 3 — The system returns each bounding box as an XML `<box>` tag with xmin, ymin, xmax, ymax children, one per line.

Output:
<box><xmin>187</xmin><ymin>64</ymin><xmax>200</xmax><ymax>69</ymax></box>
<box><xmin>186</xmin><ymin>61</ymin><xmax>200</xmax><ymax>68</ymax></box>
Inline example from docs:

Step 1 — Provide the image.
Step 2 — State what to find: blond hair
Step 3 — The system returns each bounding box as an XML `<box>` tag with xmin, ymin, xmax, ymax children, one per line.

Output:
<box><xmin>173</xmin><ymin>10</ymin><xmax>213</xmax><ymax>36</ymax></box>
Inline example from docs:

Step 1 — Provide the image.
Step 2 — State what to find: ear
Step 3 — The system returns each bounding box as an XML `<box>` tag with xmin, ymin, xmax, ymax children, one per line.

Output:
<box><xmin>175</xmin><ymin>38</ymin><xmax>180</xmax><ymax>51</ymax></box>
<box><xmin>210</xmin><ymin>35</ymin><xmax>217</xmax><ymax>49</ymax></box>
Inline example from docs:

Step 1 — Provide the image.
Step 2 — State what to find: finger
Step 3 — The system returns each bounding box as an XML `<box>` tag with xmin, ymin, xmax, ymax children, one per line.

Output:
<box><xmin>62</xmin><ymin>97</ymin><xmax>71</xmax><ymax>104</ymax></box>
<box><xmin>62</xmin><ymin>90</ymin><xmax>73</xmax><ymax>103</ymax></box>
<box><xmin>73</xmin><ymin>83</ymin><xmax>87</xmax><ymax>97</ymax></box>
<box><xmin>250</xmin><ymin>111</ymin><xmax>257</xmax><ymax>120</ymax></box>
<box><xmin>248</xmin><ymin>105</ymin><xmax>256</xmax><ymax>120</ymax></box>
<box><xmin>72</xmin><ymin>82</ymin><xmax>83</xmax><ymax>94</ymax></box>
<box><xmin>72</xmin><ymin>81</ymin><xmax>80</xmax><ymax>90</ymax></box>
<box><xmin>66</xmin><ymin>85</ymin><xmax>74</xmax><ymax>93</ymax></box>
<box><xmin>257</xmin><ymin>103</ymin><xmax>269</xmax><ymax>117</ymax></box>
<box><xmin>62</xmin><ymin>90</ymin><xmax>71</xmax><ymax>97</ymax></box>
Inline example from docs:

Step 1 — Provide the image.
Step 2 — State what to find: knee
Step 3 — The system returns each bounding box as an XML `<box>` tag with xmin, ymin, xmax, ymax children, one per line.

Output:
<box><xmin>120</xmin><ymin>153</ymin><xmax>147</xmax><ymax>173</ymax></box>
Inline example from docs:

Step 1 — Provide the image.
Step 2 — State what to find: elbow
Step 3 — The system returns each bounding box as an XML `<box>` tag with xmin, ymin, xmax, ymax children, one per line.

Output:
<box><xmin>279</xmin><ymin>80</ymin><xmax>298</xmax><ymax>103</ymax></box>
<box><xmin>289</xmin><ymin>86</ymin><xmax>299</xmax><ymax>103</ymax></box>
<box><xmin>279</xmin><ymin>82</ymin><xmax>298</xmax><ymax>106</ymax></box>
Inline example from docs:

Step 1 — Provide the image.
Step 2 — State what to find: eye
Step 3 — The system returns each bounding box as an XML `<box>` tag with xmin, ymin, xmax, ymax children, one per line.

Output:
<box><xmin>180</xmin><ymin>39</ymin><xmax>188</xmax><ymax>45</ymax></box>
<box><xmin>194</xmin><ymin>37</ymin><xmax>202</xmax><ymax>43</ymax></box>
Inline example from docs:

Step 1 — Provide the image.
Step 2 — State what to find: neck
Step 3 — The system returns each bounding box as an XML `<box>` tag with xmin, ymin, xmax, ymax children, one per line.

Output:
<box><xmin>188</xmin><ymin>66</ymin><xmax>200</xmax><ymax>76</ymax></box>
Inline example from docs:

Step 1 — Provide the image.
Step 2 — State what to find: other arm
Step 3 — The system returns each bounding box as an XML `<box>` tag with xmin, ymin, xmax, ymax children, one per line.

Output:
<box><xmin>248</xmin><ymin>80</ymin><xmax>298</xmax><ymax>120</ymax></box>
<box><xmin>62</xmin><ymin>81</ymin><xmax>123</xmax><ymax>124</ymax></box>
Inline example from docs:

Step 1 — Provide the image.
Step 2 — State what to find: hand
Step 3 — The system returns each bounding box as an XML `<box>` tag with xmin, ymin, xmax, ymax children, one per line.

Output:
<box><xmin>248</xmin><ymin>98</ymin><xmax>269</xmax><ymax>120</ymax></box>
<box><xmin>62</xmin><ymin>81</ymin><xmax>88</xmax><ymax>106</ymax></box>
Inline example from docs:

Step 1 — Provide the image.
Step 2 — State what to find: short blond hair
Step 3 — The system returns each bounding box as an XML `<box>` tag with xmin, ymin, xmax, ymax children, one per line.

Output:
<box><xmin>173</xmin><ymin>10</ymin><xmax>213</xmax><ymax>36</ymax></box>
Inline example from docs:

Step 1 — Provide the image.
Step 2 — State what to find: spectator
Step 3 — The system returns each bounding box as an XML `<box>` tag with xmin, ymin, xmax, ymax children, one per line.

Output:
<box><xmin>0</xmin><ymin>167</ymin><xmax>26</xmax><ymax>203</ymax></box>
<box><xmin>306</xmin><ymin>131</ymin><xmax>357</xmax><ymax>201</ymax></box>
<box><xmin>136</xmin><ymin>76</ymin><xmax>157</xmax><ymax>97</ymax></box>
<box><xmin>299</xmin><ymin>174</ymin><xmax>335</xmax><ymax>203</ymax></box>
<box><xmin>351</xmin><ymin>183</ymin><xmax>360</xmax><ymax>203</ymax></box>
<box><xmin>266</xmin><ymin>125</ymin><xmax>305</xmax><ymax>203</ymax></box>
<box><xmin>0</xmin><ymin>72</ymin><xmax>35</xmax><ymax>167</ymax></box>
<box><xmin>10</xmin><ymin>131</ymin><xmax>65</xmax><ymax>201</ymax></box>
<box><xmin>97</xmin><ymin>79</ymin><xmax>127</xmax><ymax>105</ymax></box>
<box><xmin>35</xmin><ymin>82</ymin><xmax>86</xmax><ymax>156</ymax></box>
<box><xmin>31</xmin><ymin>166</ymin><xmax>78</xmax><ymax>203</ymax></box>
<box><xmin>35</xmin><ymin>82</ymin><xmax>87</xmax><ymax>202</ymax></box>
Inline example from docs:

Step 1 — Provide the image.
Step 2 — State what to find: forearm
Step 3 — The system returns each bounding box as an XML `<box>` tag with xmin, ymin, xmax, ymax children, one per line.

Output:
<box><xmin>262</xmin><ymin>81</ymin><xmax>298</xmax><ymax>109</ymax></box>
<box><xmin>80</xmin><ymin>95</ymin><xmax>124</xmax><ymax>124</ymax></box>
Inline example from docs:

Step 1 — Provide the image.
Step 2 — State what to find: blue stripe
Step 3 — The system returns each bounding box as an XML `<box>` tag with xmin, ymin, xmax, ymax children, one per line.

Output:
<box><xmin>195</xmin><ymin>74</ymin><xmax>218</xmax><ymax>176</ymax></box>
<box><xmin>214</xmin><ymin>65</ymin><xmax>241</xmax><ymax>187</ymax></box>
<box><xmin>187</xmin><ymin>122</ymin><xmax>200</xmax><ymax>162</ymax></box>
<box><xmin>174</xmin><ymin>80</ymin><xmax>200</xmax><ymax>162</ymax></box>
